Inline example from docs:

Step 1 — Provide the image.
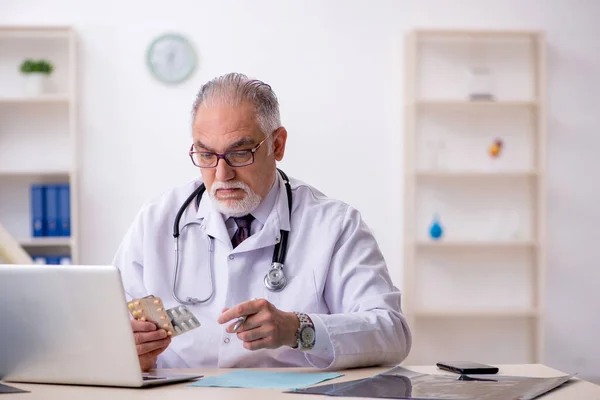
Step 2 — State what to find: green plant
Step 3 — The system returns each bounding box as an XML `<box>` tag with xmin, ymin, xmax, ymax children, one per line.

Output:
<box><xmin>20</xmin><ymin>59</ymin><xmax>54</xmax><ymax>74</ymax></box>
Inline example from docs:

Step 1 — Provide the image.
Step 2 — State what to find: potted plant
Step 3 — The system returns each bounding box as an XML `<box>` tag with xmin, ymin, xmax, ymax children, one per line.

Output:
<box><xmin>20</xmin><ymin>59</ymin><xmax>54</xmax><ymax>95</ymax></box>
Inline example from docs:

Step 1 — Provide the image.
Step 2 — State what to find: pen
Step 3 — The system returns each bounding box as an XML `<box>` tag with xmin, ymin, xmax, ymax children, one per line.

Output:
<box><xmin>232</xmin><ymin>298</ymin><xmax>256</xmax><ymax>332</ymax></box>
<box><xmin>233</xmin><ymin>316</ymin><xmax>246</xmax><ymax>332</ymax></box>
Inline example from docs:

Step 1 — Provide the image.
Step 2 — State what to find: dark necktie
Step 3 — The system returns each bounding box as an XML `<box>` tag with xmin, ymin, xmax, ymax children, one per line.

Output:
<box><xmin>231</xmin><ymin>214</ymin><xmax>255</xmax><ymax>248</ymax></box>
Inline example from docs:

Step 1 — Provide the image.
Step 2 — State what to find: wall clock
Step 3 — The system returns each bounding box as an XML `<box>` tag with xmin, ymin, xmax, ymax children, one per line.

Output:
<box><xmin>146</xmin><ymin>33</ymin><xmax>196</xmax><ymax>84</ymax></box>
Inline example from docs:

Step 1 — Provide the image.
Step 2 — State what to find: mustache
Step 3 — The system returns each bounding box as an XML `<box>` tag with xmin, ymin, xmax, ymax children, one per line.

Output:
<box><xmin>210</xmin><ymin>181</ymin><xmax>249</xmax><ymax>196</ymax></box>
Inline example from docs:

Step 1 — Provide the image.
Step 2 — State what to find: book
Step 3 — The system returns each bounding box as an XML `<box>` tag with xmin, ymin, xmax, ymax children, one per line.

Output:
<box><xmin>58</xmin><ymin>184</ymin><xmax>71</xmax><ymax>237</ymax></box>
<box><xmin>31</xmin><ymin>184</ymin><xmax>46</xmax><ymax>237</ymax></box>
<box><xmin>45</xmin><ymin>185</ymin><xmax>60</xmax><ymax>237</ymax></box>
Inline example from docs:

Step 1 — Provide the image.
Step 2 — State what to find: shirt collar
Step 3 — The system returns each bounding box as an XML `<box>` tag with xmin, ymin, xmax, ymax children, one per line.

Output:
<box><xmin>247</xmin><ymin>176</ymin><xmax>279</xmax><ymax>226</ymax></box>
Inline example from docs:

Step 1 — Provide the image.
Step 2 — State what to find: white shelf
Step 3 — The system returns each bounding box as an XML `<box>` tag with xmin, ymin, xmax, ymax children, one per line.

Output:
<box><xmin>0</xmin><ymin>94</ymin><xmax>71</xmax><ymax>104</ymax></box>
<box><xmin>18</xmin><ymin>237</ymin><xmax>72</xmax><ymax>247</ymax></box>
<box><xmin>0</xmin><ymin>26</ymin><xmax>71</xmax><ymax>39</ymax></box>
<box><xmin>414</xmin><ymin>309</ymin><xmax>539</xmax><ymax>318</ymax></box>
<box><xmin>0</xmin><ymin>170</ymin><xmax>71</xmax><ymax>177</ymax></box>
<box><xmin>415</xmin><ymin>171</ymin><xmax>538</xmax><ymax>179</ymax></box>
<box><xmin>414</xmin><ymin>100</ymin><xmax>538</xmax><ymax>108</ymax></box>
<box><xmin>416</xmin><ymin>240</ymin><xmax>537</xmax><ymax>249</ymax></box>
<box><xmin>414</xmin><ymin>29</ymin><xmax>540</xmax><ymax>38</ymax></box>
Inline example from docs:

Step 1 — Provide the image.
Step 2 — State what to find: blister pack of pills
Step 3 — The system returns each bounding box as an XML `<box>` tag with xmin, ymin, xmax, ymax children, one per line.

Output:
<box><xmin>127</xmin><ymin>295</ymin><xmax>201</xmax><ymax>337</ymax></box>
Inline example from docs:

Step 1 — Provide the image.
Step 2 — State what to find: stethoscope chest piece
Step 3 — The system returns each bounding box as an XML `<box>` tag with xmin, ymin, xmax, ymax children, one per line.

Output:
<box><xmin>264</xmin><ymin>262</ymin><xmax>286</xmax><ymax>292</ymax></box>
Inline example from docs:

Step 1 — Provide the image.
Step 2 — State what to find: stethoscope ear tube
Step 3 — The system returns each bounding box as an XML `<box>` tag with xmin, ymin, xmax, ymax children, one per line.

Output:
<box><xmin>272</xmin><ymin>230</ymin><xmax>289</xmax><ymax>264</ymax></box>
<box><xmin>172</xmin><ymin>227</ymin><xmax>215</xmax><ymax>305</ymax></box>
<box><xmin>173</xmin><ymin>184</ymin><xmax>206</xmax><ymax>238</ymax></box>
<box><xmin>268</xmin><ymin>173</ymin><xmax>289</xmax><ymax>292</ymax></box>
<box><xmin>270</xmin><ymin>168</ymin><xmax>292</xmax><ymax>286</ymax></box>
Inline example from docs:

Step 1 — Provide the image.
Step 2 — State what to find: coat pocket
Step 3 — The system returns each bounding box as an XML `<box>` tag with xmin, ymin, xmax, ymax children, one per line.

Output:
<box><xmin>262</xmin><ymin>269</ymin><xmax>319</xmax><ymax>313</ymax></box>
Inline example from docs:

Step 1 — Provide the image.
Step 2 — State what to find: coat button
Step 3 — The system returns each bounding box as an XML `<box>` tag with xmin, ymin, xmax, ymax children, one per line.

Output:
<box><xmin>228</xmin><ymin>255</ymin><xmax>234</xmax><ymax>260</ymax></box>
<box><xmin>224</xmin><ymin>337</ymin><xmax>230</xmax><ymax>344</ymax></box>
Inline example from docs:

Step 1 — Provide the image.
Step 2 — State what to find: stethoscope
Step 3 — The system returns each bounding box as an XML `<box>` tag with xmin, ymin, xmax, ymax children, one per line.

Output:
<box><xmin>171</xmin><ymin>169</ymin><xmax>292</xmax><ymax>306</ymax></box>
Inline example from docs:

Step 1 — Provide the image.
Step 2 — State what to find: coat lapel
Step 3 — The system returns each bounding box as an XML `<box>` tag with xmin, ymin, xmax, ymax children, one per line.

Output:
<box><xmin>195</xmin><ymin>191</ymin><xmax>232</xmax><ymax>249</ymax></box>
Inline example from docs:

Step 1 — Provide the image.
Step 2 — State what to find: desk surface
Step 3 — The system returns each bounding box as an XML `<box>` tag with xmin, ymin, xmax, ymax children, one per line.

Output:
<box><xmin>2</xmin><ymin>364</ymin><xmax>599</xmax><ymax>399</ymax></box>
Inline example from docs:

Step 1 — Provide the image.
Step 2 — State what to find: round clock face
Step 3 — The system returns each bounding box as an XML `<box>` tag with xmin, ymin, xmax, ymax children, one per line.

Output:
<box><xmin>147</xmin><ymin>34</ymin><xmax>196</xmax><ymax>84</ymax></box>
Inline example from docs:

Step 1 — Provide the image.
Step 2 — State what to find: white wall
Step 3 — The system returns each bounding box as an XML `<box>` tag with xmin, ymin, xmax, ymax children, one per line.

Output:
<box><xmin>2</xmin><ymin>0</ymin><xmax>599</xmax><ymax>381</ymax></box>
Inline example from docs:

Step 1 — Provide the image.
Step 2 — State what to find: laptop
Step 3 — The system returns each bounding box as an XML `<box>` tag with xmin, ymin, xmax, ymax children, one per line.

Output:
<box><xmin>0</xmin><ymin>264</ymin><xmax>201</xmax><ymax>387</ymax></box>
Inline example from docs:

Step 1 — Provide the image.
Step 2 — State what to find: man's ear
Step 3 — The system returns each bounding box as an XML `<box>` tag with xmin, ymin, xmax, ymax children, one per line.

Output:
<box><xmin>272</xmin><ymin>127</ymin><xmax>287</xmax><ymax>161</ymax></box>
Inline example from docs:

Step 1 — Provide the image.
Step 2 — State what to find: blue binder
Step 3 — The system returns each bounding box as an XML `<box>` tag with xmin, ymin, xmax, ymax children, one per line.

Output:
<box><xmin>58</xmin><ymin>184</ymin><xmax>71</xmax><ymax>237</ymax></box>
<box><xmin>45</xmin><ymin>185</ymin><xmax>60</xmax><ymax>237</ymax></box>
<box><xmin>31</xmin><ymin>184</ymin><xmax>46</xmax><ymax>237</ymax></box>
<box><xmin>45</xmin><ymin>256</ymin><xmax>60</xmax><ymax>265</ymax></box>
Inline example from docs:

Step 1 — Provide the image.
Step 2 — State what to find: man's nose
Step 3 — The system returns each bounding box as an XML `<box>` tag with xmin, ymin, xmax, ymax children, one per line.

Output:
<box><xmin>215</xmin><ymin>157</ymin><xmax>235</xmax><ymax>181</ymax></box>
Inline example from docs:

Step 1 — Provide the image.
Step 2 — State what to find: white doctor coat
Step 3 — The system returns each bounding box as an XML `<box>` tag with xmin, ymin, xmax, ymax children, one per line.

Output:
<box><xmin>113</xmin><ymin>173</ymin><xmax>411</xmax><ymax>370</ymax></box>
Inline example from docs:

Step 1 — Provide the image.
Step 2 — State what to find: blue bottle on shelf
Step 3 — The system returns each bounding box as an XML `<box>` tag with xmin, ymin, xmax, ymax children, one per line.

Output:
<box><xmin>429</xmin><ymin>213</ymin><xmax>444</xmax><ymax>240</ymax></box>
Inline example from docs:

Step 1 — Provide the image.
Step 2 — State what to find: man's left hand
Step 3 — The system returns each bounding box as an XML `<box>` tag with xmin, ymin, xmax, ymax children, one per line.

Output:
<box><xmin>218</xmin><ymin>298</ymin><xmax>300</xmax><ymax>351</ymax></box>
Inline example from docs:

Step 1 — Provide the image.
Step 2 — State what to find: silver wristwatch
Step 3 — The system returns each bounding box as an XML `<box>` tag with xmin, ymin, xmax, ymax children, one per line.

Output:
<box><xmin>294</xmin><ymin>312</ymin><xmax>315</xmax><ymax>351</ymax></box>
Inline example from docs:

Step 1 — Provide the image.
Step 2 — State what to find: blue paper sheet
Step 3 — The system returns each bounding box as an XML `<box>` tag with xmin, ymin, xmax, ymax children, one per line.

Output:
<box><xmin>189</xmin><ymin>370</ymin><xmax>343</xmax><ymax>389</ymax></box>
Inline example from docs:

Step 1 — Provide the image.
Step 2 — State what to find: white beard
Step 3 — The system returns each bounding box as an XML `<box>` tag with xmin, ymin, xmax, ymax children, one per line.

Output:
<box><xmin>208</xmin><ymin>180</ymin><xmax>262</xmax><ymax>217</ymax></box>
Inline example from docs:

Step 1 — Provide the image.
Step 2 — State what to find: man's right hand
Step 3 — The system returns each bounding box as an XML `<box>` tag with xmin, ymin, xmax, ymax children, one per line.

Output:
<box><xmin>131</xmin><ymin>320</ymin><xmax>171</xmax><ymax>372</ymax></box>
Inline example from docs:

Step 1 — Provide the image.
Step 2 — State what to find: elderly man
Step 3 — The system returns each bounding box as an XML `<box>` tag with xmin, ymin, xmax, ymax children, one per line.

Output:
<box><xmin>113</xmin><ymin>72</ymin><xmax>411</xmax><ymax>371</ymax></box>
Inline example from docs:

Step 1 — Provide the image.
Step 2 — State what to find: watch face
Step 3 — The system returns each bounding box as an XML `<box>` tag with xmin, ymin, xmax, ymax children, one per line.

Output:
<box><xmin>146</xmin><ymin>33</ymin><xmax>196</xmax><ymax>84</ymax></box>
<box><xmin>301</xmin><ymin>326</ymin><xmax>315</xmax><ymax>345</ymax></box>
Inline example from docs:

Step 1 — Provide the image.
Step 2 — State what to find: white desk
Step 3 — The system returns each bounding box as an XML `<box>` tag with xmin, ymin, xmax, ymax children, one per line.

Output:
<box><xmin>2</xmin><ymin>364</ymin><xmax>599</xmax><ymax>399</ymax></box>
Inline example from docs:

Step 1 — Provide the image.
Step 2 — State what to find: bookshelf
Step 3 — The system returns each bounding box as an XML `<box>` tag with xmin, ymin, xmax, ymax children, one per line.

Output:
<box><xmin>16</xmin><ymin>237</ymin><xmax>73</xmax><ymax>247</ymax></box>
<box><xmin>415</xmin><ymin>240</ymin><xmax>538</xmax><ymax>250</ymax></box>
<box><xmin>415</xmin><ymin>100</ymin><xmax>538</xmax><ymax>108</ymax></box>
<box><xmin>416</xmin><ymin>171</ymin><xmax>538</xmax><ymax>179</ymax></box>
<box><xmin>414</xmin><ymin>309</ymin><xmax>539</xmax><ymax>318</ymax></box>
<box><xmin>403</xmin><ymin>30</ymin><xmax>546</xmax><ymax>365</ymax></box>
<box><xmin>0</xmin><ymin>26</ymin><xmax>78</xmax><ymax>265</ymax></box>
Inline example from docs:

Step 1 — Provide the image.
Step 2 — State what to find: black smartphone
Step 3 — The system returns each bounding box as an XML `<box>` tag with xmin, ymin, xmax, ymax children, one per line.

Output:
<box><xmin>436</xmin><ymin>361</ymin><xmax>499</xmax><ymax>375</ymax></box>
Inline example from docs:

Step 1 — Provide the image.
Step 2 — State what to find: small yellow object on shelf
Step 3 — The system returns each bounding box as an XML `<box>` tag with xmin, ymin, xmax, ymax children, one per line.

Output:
<box><xmin>488</xmin><ymin>138</ymin><xmax>504</xmax><ymax>158</ymax></box>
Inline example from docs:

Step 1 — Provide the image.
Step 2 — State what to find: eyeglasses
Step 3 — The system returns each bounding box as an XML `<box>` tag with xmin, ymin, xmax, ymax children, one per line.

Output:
<box><xmin>189</xmin><ymin>137</ymin><xmax>268</xmax><ymax>168</ymax></box>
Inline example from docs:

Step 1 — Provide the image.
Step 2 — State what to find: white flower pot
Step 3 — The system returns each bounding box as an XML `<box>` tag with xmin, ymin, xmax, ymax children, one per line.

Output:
<box><xmin>23</xmin><ymin>72</ymin><xmax>48</xmax><ymax>96</ymax></box>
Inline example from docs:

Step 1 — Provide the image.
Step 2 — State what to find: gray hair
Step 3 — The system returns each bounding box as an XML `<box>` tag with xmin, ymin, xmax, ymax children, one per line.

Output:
<box><xmin>191</xmin><ymin>73</ymin><xmax>281</xmax><ymax>153</ymax></box>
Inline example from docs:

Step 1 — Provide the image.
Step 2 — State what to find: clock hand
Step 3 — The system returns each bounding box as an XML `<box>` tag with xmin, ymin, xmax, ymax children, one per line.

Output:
<box><xmin>167</xmin><ymin>50</ymin><xmax>175</xmax><ymax>66</ymax></box>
